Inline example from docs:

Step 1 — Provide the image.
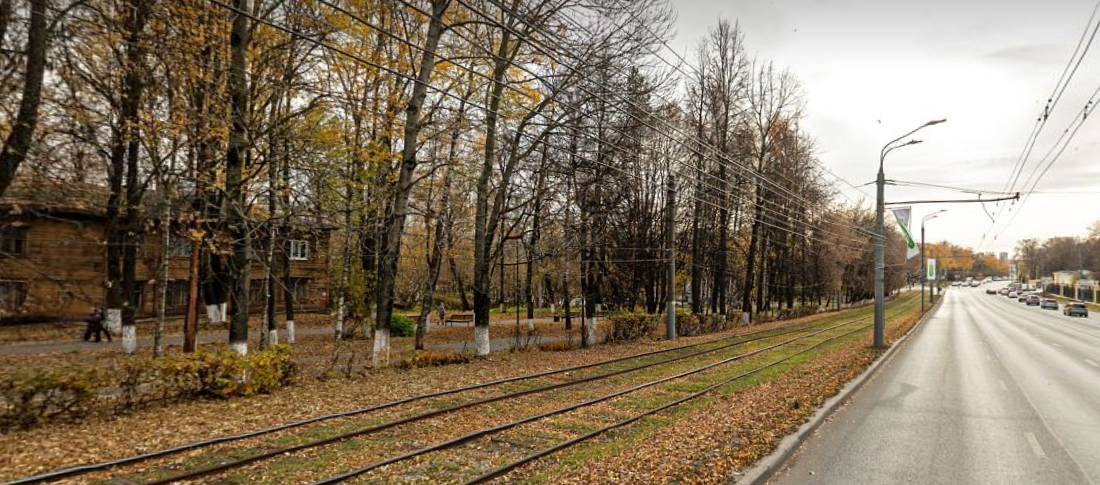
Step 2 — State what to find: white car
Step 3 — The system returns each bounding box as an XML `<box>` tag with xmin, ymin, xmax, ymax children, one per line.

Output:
<box><xmin>1008</xmin><ymin>291</ymin><xmax>1018</xmax><ymax>299</ymax></box>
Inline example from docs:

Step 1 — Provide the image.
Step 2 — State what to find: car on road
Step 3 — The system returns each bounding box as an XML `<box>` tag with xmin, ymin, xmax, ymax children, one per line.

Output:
<box><xmin>1040</xmin><ymin>299</ymin><xmax>1059</xmax><ymax>310</ymax></box>
<box><xmin>1063</xmin><ymin>302</ymin><xmax>1089</xmax><ymax>317</ymax></box>
<box><xmin>1026</xmin><ymin>295</ymin><xmax>1041</xmax><ymax>306</ymax></box>
<box><xmin>986</xmin><ymin>288</ymin><xmax>997</xmax><ymax>294</ymax></box>
<box><xmin>999</xmin><ymin>288</ymin><xmax>1010</xmax><ymax>296</ymax></box>
<box><xmin>1008</xmin><ymin>291</ymin><xmax>1018</xmax><ymax>299</ymax></box>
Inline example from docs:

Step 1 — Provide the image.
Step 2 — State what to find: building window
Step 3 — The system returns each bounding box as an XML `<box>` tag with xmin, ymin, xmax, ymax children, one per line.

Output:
<box><xmin>0</xmin><ymin>281</ymin><xmax>28</xmax><ymax>312</ymax></box>
<box><xmin>129</xmin><ymin>284</ymin><xmax>144</xmax><ymax>311</ymax></box>
<box><xmin>168</xmin><ymin>235</ymin><xmax>192</xmax><ymax>258</ymax></box>
<box><xmin>250</xmin><ymin>279</ymin><xmax>267</xmax><ymax>304</ymax></box>
<box><xmin>288</xmin><ymin>277</ymin><xmax>310</xmax><ymax>302</ymax></box>
<box><xmin>288</xmin><ymin>240</ymin><xmax>308</xmax><ymax>261</ymax></box>
<box><xmin>167</xmin><ymin>281</ymin><xmax>189</xmax><ymax>308</ymax></box>
<box><xmin>1</xmin><ymin>227</ymin><xmax>28</xmax><ymax>256</ymax></box>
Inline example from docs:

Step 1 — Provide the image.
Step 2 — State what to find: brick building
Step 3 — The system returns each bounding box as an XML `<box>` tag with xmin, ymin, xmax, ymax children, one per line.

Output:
<box><xmin>0</xmin><ymin>177</ymin><xmax>331</xmax><ymax>323</ymax></box>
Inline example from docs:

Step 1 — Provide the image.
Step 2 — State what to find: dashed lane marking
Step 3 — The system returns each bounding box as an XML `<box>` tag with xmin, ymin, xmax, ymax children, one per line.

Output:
<box><xmin>1086</xmin><ymin>359</ymin><xmax>1099</xmax><ymax>368</ymax></box>
<box><xmin>1026</xmin><ymin>432</ymin><xmax>1046</xmax><ymax>458</ymax></box>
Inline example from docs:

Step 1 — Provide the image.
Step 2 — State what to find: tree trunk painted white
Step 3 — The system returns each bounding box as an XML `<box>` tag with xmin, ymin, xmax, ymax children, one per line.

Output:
<box><xmin>372</xmin><ymin>326</ymin><xmax>390</xmax><ymax>368</ymax></box>
<box><xmin>230</xmin><ymin>341</ymin><xmax>247</xmax><ymax>355</ymax></box>
<box><xmin>106</xmin><ymin>308</ymin><xmax>121</xmax><ymax>335</ymax></box>
<box><xmin>586</xmin><ymin>316</ymin><xmax>597</xmax><ymax>345</ymax></box>
<box><xmin>269</xmin><ymin>328</ymin><xmax>278</xmax><ymax>345</ymax></box>
<box><xmin>527</xmin><ymin>318</ymin><xmax>534</xmax><ymax>332</ymax></box>
<box><xmin>206</xmin><ymin>303</ymin><xmax>219</xmax><ymax>323</ymax></box>
<box><xmin>475</xmin><ymin>324</ymin><xmax>490</xmax><ymax>356</ymax></box>
<box><xmin>286</xmin><ymin>320</ymin><xmax>295</xmax><ymax>344</ymax></box>
<box><xmin>121</xmin><ymin>325</ymin><xmax>137</xmax><ymax>354</ymax></box>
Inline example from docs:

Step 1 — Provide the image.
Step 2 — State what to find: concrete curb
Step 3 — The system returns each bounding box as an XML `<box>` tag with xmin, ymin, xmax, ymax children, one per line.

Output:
<box><xmin>732</xmin><ymin>297</ymin><xmax>943</xmax><ymax>485</ymax></box>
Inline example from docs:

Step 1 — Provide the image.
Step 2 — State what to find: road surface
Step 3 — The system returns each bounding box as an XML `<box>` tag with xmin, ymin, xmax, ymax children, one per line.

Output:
<box><xmin>769</xmin><ymin>286</ymin><xmax>1100</xmax><ymax>485</ymax></box>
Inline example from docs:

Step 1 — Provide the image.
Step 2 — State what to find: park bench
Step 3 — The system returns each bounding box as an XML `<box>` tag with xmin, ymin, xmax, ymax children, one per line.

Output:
<box><xmin>553</xmin><ymin>311</ymin><xmax>582</xmax><ymax>322</ymax></box>
<box><xmin>445</xmin><ymin>313</ymin><xmax>473</xmax><ymax>326</ymax></box>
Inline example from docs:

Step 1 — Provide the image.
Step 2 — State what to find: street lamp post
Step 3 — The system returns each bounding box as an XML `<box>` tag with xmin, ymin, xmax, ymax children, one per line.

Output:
<box><xmin>921</xmin><ymin>210</ymin><xmax>947</xmax><ymax>314</ymax></box>
<box><xmin>875</xmin><ymin>119</ymin><xmax>945</xmax><ymax>349</ymax></box>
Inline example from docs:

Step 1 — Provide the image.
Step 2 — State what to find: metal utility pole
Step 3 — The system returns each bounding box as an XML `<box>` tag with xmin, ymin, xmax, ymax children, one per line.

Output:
<box><xmin>875</xmin><ymin>119</ymin><xmax>945</xmax><ymax>349</ymax></box>
<box><xmin>921</xmin><ymin>210</ymin><xmax>947</xmax><ymax>314</ymax></box>
<box><xmin>666</xmin><ymin>174</ymin><xmax>676</xmax><ymax>340</ymax></box>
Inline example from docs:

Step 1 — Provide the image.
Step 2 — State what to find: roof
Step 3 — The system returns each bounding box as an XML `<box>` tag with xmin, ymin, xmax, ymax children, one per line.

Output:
<box><xmin>0</xmin><ymin>176</ymin><xmax>109</xmax><ymax>219</ymax></box>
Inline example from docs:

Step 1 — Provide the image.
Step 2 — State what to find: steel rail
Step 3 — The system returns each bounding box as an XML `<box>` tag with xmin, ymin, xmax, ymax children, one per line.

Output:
<box><xmin>463</xmin><ymin>321</ymin><xmax>879</xmax><ymax>484</ymax></box>
<box><xmin>136</xmin><ymin>315</ymin><xmax>860</xmax><ymax>485</ymax></box>
<box><xmin>3</xmin><ymin>315</ymin><xmax>838</xmax><ymax>485</ymax></box>
<box><xmin>305</xmin><ymin>316</ymin><xmax>875</xmax><ymax>485</ymax></box>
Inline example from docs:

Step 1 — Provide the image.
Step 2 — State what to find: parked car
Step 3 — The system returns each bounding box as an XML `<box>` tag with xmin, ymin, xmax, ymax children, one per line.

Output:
<box><xmin>1019</xmin><ymin>293</ymin><xmax>1032</xmax><ymax>303</ymax></box>
<box><xmin>1040</xmin><ymin>299</ymin><xmax>1059</xmax><ymax>310</ymax></box>
<box><xmin>999</xmin><ymin>288</ymin><xmax>1010</xmax><ymax>296</ymax></box>
<box><xmin>1064</xmin><ymin>302</ymin><xmax>1089</xmax><ymax>317</ymax></box>
<box><xmin>986</xmin><ymin>288</ymin><xmax>997</xmax><ymax>295</ymax></box>
<box><xmin>1026</xmin><ymin>295</ymin><xmax>1041</xmax><ymax>306</ymax></box>
<box><xmin>1008</xmin><ymin>291</ymin><xmax>1018</xmax><ymax>299</ymax></box>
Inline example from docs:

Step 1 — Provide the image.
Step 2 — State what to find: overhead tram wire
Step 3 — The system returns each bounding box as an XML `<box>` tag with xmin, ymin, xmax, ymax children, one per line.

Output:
<box><xmin>982</xmin><ymin>0</ymin><xmax>1100</xmax><ymax>249</ymax></box>
<box><xmin>999</xmin><ymin>0</ymin><xmax>1100</xmax><ymax>200</ymax></box>
<box><xmin>457</xmin><ymin>0</ymin><xmax>883</xmax><ymax>241</ymax></box>
<box><xmin>308</xmin><ymin>0</ymin><xmax>876</xmax><ymax>246</ymax></box>
<box><xmin>598</xmin><ymin>0</ymin><xmax>873</xmax><ymax>205</ymax></box>
<box><xmin>992</xmin><ymin>81</ymin><xmax>1100</xmax><ymax>240</ymax></box>
<box><xmin>203</xmin><ymin>0</ymin><xmax>877</xmax><ymax>251</ymax></box>
<box><xmin>447</xmin><ymin>0</ymin><xmax>827</xmax><ymax>213</ymax></box>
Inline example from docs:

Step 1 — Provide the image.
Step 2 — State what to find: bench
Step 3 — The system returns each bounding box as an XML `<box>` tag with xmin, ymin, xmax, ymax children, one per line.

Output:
<box><xmin>444</xmin><ymin>313</ymin><xmax>473</xmax><ymax>326</ymax></box>
<box><xmin>553</xmin><ymin>311</ymin><xmax>582</xmax><ymax>322</ymax></box>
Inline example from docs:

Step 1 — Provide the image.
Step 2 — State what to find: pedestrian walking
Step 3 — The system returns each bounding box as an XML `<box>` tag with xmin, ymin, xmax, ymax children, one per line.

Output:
<box><xmin>83</xmin><ymin>306</ymin><xmax>111</xmax><ymax>342</ymax></box>
<box><xmin>436</xmin><ymin>301</ymin><xmax>446</xmax><ymax>326</ymax></box>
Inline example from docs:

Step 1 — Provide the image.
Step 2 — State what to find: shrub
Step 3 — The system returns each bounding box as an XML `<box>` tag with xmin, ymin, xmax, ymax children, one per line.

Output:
<box><xmin>0</xmin><ymin>346</ymin><xmax>295</xmax><ymax>431</ymax></box>
<box><xmin>395</xmin><ymin>350</ymin><xmax>474</xmax><ymax>369</ymax></box>
<box><xmin>390</xmin><ymin>314</ymin><xmax>416</xmax><ymax>337</ymax></box>
<box><xmin>605</xmin><ymin>314</ymin><xmax>657</xmax><ymax>343</ymax></box>
<box><xmin>538</xmin><ymin>340</ymin><xmax>579</xmax><ymax>352</ymax></box>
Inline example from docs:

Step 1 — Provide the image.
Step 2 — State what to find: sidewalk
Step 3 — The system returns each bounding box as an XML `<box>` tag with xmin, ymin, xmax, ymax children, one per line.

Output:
<box><xmin>0</xmin><ymin>316</ymin><xmax>588</xmax><ymax>357</ymax></box>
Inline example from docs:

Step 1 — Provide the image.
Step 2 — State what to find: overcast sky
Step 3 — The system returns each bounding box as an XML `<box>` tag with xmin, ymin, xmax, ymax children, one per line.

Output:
<box><xmin>666</xmin><ymin>0</ymin><xmax>1100</xmax><ymax>255</ymax></box>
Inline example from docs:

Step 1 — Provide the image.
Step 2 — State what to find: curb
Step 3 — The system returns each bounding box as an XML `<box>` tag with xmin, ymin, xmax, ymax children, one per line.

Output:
<box><xmin>732</xmin><ymin>297</ymin><xmax>943</xmax><ymax>485</ymax></box>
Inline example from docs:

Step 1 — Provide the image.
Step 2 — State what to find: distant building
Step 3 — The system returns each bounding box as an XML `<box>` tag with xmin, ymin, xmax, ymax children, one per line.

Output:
<box><xmin>0</xmin><ymin>177</ymin><xmax>332</xmax><ymax>323</ymax></box>
<box><xmin>999</xmin><ymin>252</ymin><xmax>1008</xmax><ymax>263</ymax></box>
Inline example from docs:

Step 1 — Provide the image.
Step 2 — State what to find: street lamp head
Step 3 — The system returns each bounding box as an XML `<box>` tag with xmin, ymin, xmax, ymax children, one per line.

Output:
<box><xmin>924</xmin><ymin>118</ymin><xmax>947</xmax><ymax>127</ymax></box>
<box><xmin>904</xmin><ymin>139</ymin><xmax>923</xmax><ymax>147</ymax></box>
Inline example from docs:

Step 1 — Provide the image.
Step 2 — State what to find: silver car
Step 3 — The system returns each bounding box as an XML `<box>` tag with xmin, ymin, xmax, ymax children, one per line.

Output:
<box><xmin>1040</xmin><ymin>299</ymin><xmax>1059</xmax><ymax>310</ymax></box>
<box><xmin>1064</xmin><ymin>302</ymin><xmax>1089</xmax><ymax>317</ymax></box>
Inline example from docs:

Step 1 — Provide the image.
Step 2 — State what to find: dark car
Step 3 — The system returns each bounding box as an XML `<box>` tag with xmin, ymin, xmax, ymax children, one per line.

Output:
<box><xmin>1064</xmin><ymin>302</ymin><xmax>1089</xmax><ymax>317</ymax></box>
<box><xmin>986</xmin><ymin>288</ymin><xmax>997</xmax><ymax>295</ymax></box>
<box><xmin>1026</xmin><ymin>295</ymin><xmax>1041</xmax><ymax>306</ymax></box>
<box><xmin>1040</xmin><ymin>299</ymin><xmax>1059</xmax><ymax>310</ymax></box>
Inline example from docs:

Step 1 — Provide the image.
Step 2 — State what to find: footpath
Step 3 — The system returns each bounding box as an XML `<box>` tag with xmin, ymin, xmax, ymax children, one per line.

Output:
<box><xmin>0</xmin><ymin>316</ymin><xmax>592</xmax><ymax>357</ymax></box>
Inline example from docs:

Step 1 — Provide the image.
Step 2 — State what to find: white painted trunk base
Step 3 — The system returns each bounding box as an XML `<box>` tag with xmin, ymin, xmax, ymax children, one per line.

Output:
<box><xmin>286</xmin><ymin>320</ymin><xmax>296</xmax><ymax>344</ymax></box>
<box><xmin>586</xmin><ymin>317</ymin><xmax>597</xmax><ymax>345</ymax></box>
<box><xmin>206</xmin><ymin>304</ymin><xmax>228</xmax><ymax>324</ymax></box>
<box><xmin>269</xmin><ymin>329</ymin><xmax>278</xmax><ymax>346</ymax></box>
<box><xmin>106</xmin><ymin>308</ymin><xmax>121</xmax><ymax>335</ymax></box>
<box><xmin>527</xmin><ymin>318</ymin><xmax>535</xmax><ymax>332</ymax></box>
<box><xmin>741</xmin><ymin>312</ymin><xmax>750</xmax><ymax>326</ymax></box>
<box><xmin>372</xmin><ymin>327</ymin><xmax>391</xmax><ymax>368</ymax></box>
<box><xmin>121</xmin><ymin>325</ymin><xmax>137</xmax><ymax>354</ymax></box>
<box><xmin>475</xmin><ymin>325</ymin><xmax>490</xmax><ymax>356</ymax></box>
<box><xmin>230</xmin><ymin>341</ymin><xmax>248</xmax><ymax>355</ymax></box>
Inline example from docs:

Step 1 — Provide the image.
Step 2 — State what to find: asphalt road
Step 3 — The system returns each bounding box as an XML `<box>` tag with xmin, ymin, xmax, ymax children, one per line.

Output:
<box><xmin>769</xmin><ymin>286</ymin><xmax>1100</xmax><ymax>485</ymax></box>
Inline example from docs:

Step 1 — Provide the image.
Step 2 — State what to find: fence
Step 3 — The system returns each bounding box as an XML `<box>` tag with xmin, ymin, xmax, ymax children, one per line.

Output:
<box><xmin>1045</xmin><ymin>284</ymin><xmax>1099</xmax><ymax>303</ymax></box>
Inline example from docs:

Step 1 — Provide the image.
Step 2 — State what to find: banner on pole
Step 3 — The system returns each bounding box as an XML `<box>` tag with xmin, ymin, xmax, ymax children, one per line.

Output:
<box><xmin>891</xmin><ymin>206</ymin><xmax>919</xmax><ymax>260</ymax></box>
<box><xmin>927</xmin><ymin>258</ymin><xmax>937</xmax><ymax>281</ymax></box>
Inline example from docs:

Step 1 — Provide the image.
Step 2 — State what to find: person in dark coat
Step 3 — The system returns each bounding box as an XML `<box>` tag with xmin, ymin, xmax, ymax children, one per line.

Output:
<box><xmin>83</xmin><ymin>307</ymin><xmax>110</xmax><ymax>342</ymax></box>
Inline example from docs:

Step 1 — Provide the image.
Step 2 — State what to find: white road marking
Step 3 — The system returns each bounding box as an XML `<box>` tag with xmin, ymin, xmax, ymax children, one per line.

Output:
<box><xmin>1051</xmin><ymin>343</ymin><xmax>1061</xmax><ymax>348</ymax></box>
<box><xmin>1086</xmin><ymin>359</ymin><xmax>1099</xmax><ymax>368</ymax></box>
<box><xmin>999</xmin><ymin>380</ymin><xmax>1008</xmax><ymax>391</ymax></box>
<box><xmin>1026</xmin><ymin>432</ymin><xmax>1046</xmax><ymax>458</ymax></box>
